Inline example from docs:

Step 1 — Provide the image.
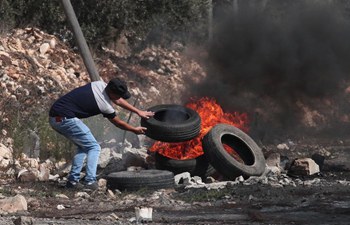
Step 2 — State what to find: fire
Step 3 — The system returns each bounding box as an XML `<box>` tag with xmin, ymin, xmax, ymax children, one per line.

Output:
<box><xmin>150</xmin><ymin>97</ymin><xmax>249</xmax><ymax>160</ymax></box>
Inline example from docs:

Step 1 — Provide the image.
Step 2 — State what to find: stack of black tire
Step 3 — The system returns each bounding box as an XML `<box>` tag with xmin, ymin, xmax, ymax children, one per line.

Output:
<box><xmin>107</xmin><ymin>104</ymin><xmax>266</xmax><ymax>191</ymax></box>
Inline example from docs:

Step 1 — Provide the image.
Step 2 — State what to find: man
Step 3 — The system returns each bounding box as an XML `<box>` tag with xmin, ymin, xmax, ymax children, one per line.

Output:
<box><xmin>49</xmin><ymin>78</ymin><xmax>154</xmax><ymax>190</ymax></box>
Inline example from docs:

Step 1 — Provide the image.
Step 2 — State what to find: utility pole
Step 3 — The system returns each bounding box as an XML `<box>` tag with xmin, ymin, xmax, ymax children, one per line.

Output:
<box><xmin>60</xmin><ymin>0</ymin><xmax>100</xmax><ymax>81</ymax></box>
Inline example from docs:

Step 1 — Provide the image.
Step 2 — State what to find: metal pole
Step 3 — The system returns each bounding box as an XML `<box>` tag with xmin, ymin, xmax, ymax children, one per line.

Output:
<box><xmin>60</xmin><ymin>0</ymin><xmax>100</xmax><ymax>81</ymax></box>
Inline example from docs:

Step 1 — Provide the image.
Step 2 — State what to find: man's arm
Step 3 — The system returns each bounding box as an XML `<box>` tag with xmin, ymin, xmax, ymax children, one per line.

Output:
<box><xmin>108</xmin><ymin>116</ymin><xmax>147</xmax><ymax>135</ymax></box>
<box><xmin>114</xmin><ymin>98</ymin><xmax>154</xmax><ymax>119</ymax></box>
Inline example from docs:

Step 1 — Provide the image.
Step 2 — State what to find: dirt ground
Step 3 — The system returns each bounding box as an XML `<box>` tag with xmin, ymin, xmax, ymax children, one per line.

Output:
<box><xmin>1</xmin><ymin>142</ymin><xmax>350</xmax><ymax>225</ymax></box>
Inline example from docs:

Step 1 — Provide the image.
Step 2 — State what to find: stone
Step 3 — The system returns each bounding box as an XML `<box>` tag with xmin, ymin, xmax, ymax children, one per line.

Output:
<box><xmin>39</xmin><ymin>43</ymin><xmax>50</xmax><ymax>55</ymax></box>
<box><xmin>0</xmin><ymin>143</ymin><xmax>12</xmax><ymax>159</ymax></box>
<box><xmin>98</xmin><ymin>178</ymin><xmax>107</xmax><ymax>189</ymax></box>
<box><xmin>49</xmin><ymin>38</ymin><xmax>56</xmax><ymax>49</ymax></box>
<box><xmin>0</xmin><ymin>195</ymin><xmax>27</xmax><ymax>213</ymax></box>
<box><xmin>277</xmin><ymin>143</ymin><xmax>289</xmax><ymax>150</ymax></box>
<box><xmin>17</xmin><ymin>169</ymin><xmax>37</xmax><ymax>182</ymax></box>
<box><xmin>174</xmin><ymin>172</ymin><xmax>191</xmax><ymax>185</ymax></box>
<box><xmin>38</xmin><ymin>163</ymin><xmax>50</xmax><ymax>181</ymax></box>
<box><xmin>135</xmin><ymin>207</ymin><xmax>152</xmax><ymax>222</ymax></box>
<box><xmin>288</xmin><ymin>158</ymin><xmax>320</xmax><ymax>176</ymax></box>
<box><xmin>311</xmin><ymin>153</ymin><xmax>325</xmax><ymax>170</ymax></box>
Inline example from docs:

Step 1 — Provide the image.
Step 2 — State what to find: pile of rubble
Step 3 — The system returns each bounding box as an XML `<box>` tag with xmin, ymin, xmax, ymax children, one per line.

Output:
<box><xmin>98</xmin><ymin>44</ymin><xmax>206</xmax><ymax>106</ymax></box>
<box><xmin>0</xmin><ymin>27</ymin><xmax>89</xmax><ymax>104</ymax></box>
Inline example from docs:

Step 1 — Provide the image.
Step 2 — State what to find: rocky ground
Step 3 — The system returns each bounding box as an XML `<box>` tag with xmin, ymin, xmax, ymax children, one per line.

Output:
<box><xmin>0</xmin><ymin>171</ymin><xmax>349</xmax><ymax>225</ymax></box>
<box><xmin>0</xmin><ymin>28</ymin><xmax>350</xmax><ymax>224</ymax></box>
<box><xmin>0</xmin><ymin>140</ymin><xmax>349</xmax><ymax>225</ymax></box>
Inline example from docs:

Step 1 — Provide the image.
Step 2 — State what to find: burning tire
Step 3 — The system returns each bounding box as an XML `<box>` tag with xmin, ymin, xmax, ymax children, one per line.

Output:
<box><xmin>107</xmin><ymin>169</ymin><xmax>174</xmax><ymax>191</ymax></box>
<box><xmin>154</xmin><ymin>152</ymin><xmax>216</xmax><ymax>178</ymax></box>
<box><xmin>141</xmin><ymin>104</ymin><xmax>201</xmax><ymax>142</ymax></box>
<box><xmin>202</xmin><ymin>124</ymin><xmax>266</xmax><ymax>179</ymax></box>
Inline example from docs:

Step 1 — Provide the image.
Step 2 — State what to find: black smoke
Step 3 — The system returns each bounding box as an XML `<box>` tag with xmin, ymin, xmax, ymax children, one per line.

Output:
<box><xmin>191</xmin><ymin>1</ymin><xmax>350</xmax><ymax>140</ymax></box>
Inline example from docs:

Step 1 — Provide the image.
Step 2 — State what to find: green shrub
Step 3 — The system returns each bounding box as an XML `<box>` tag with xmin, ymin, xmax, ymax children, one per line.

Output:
<box><xmin>1</xmin><ymin>0</ymin><xmax>211</xmax><ymax>48</ymax></box>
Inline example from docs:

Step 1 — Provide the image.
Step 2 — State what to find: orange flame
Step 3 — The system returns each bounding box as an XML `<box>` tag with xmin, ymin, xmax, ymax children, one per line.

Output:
<box><xmin>150</xmin><ymin>97</ymin><xmax>249</xmax><ymax>160</ymax></box>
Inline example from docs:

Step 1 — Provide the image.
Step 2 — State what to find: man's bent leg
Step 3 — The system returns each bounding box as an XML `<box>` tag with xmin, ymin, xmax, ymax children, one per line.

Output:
<box><xmin>49</xmin><ymin>117</ymin><xmax>100</xmax><ymax>183</ymax></box>
<box><xmin>68</xmin><ymin>119</ymin><xmax>100</xmax><ymax>183</ymax></box>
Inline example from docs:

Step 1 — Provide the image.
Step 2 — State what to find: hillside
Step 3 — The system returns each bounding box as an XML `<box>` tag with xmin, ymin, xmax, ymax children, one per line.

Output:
<box><xmin>0</xmin><ymin>27</ymin><xmax>206</xmax><ymax>157</ymax></box>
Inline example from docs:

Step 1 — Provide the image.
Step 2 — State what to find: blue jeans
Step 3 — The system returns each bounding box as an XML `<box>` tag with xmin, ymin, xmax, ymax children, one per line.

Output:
<box><xmin>49</xmin><ymin>117</ymin><xmax>100</xmax><ymax>183</ymax></box>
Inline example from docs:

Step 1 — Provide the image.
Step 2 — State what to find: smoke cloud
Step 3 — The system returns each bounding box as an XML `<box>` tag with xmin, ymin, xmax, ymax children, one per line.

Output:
<box><xmin>191</xmin><ymin>1</ymin><xmax>350</xmax><ymax>139</ymax></box>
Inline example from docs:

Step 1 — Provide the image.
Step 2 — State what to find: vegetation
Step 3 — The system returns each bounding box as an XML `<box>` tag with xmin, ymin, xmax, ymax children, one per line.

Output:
<box><xmin>0</xmin><ymin>0</ymin><xmax>211</xmax><ymax>48</ymax></box>
<box><xmin>1</xmin><ymin>96</ymin><xmax>74</xmax><ymax>160</ymax></box>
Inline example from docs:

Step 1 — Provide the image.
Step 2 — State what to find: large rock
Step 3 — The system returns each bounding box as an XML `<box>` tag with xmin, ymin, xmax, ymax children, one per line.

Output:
<box><xmin>288</xmin><ymin>158</ymin><xmax>320</xmax><ymax>176</ymax></box>
<box><xmin>0</xmin><ymin>195</ymin><xmax>27</xmax><ymax>213</ymax></box>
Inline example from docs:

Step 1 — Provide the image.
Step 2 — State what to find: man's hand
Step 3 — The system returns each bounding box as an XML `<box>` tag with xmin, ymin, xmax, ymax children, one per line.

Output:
<box><xmin>138</xmin><ymin>110</ymin><xmax>155</xmax><ymax>119</ymax></box>
<box><xmin>113</xmin><ymin>98</ymin><xmax>154</xmax><ymax>119</ymax></box>
<box><xmin>133</xmin><ymin>126</ymin><xmax>147</xmax><ymax>135</ymax></box>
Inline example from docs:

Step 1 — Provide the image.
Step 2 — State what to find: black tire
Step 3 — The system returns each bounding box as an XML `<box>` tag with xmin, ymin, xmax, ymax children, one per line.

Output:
<box><xmin>107</xmin><ymin>169</ymin><xmax>175</xmax><ymax>191</ymax></box>
<box><xmin>154</xmin><ymin>152</ymin><xmax>216</xmax><ymax>178</ymax></box>
<box><xmin>202</xmin><ymin>124</ymin><xmax>266</xmax><ymax>180</ymax></box>
<box><xmin>141</xmin><ymin>104</ymin><xmax>201</xmax><ymax>142</ymax></box>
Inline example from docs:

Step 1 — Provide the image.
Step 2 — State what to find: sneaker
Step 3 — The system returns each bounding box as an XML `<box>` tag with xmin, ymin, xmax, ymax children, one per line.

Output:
<box><xmin>65</xmin><ymin>180</ymin><xmax>84</xmax><ymax>189</ymax></box>
<box><xmin>83</xmin><ymin>181</ymin><xmax>99</xmax><ymax>191</ymax></box>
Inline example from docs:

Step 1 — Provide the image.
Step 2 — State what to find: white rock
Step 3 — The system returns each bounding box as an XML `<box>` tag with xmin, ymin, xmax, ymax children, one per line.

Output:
<box><xmin>39</xmin><ymin>43</ymin><xmax>50</xmax><ymax>55</ymax></box>
<box><xmin>135</xmin><ymin>207</ymin><xmax>152</xmax><ymax>222</ymax></box>
<box><xmin>49</xmin><ymin>38</ymin><xmax>56</xmax><ymax>49</ymax></box>
<box><xmin>0</xmin><ymin>143</ymin><xmax>12</xmax><ymax>159</ymax></box>
<box><xmin>174</xmin><ymin>172</ymin><xmax>191</xmax><ymax>185</ymax></box>
<box><xmin>277</xmin><ymin>143</ymin><xmax>289</xmax><ymax>150</ymax></box>
<box><xmin>57</xmin><ymin>204</ymin><xmax>65</xmax><ymax>210</ymax></box>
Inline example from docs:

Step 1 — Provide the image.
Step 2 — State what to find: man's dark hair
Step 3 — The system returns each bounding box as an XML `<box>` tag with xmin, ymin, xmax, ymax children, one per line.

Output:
<box><xmin>106</xmin><ymin>78</ymin><xmax>131</xmax><ymax>99</ymax></box>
